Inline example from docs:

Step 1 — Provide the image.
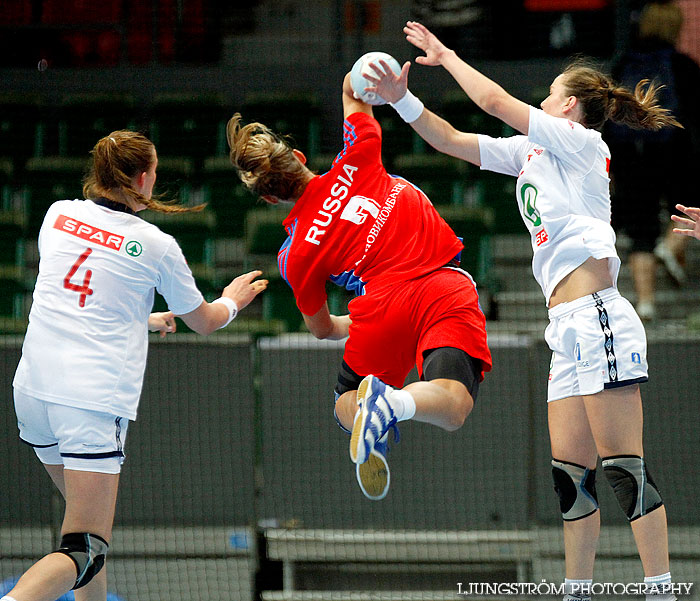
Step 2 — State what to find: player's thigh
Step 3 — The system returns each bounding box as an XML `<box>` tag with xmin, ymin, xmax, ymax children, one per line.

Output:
<box><xmin>548</xmin><ymin>395</ymin><xmax>597</xmax><ymax>468</ymax></box>
<box><xmin>583</xmin><ymin>384</ymin><xmax>644</xmax><ymax>458</ymax></box>
<box><xmin>61</xmin><ymin>469</ymin><xmax>120</xmax><ymax>541</ymax></box>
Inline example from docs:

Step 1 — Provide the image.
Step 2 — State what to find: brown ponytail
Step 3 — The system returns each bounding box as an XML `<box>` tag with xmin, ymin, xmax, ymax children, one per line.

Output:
<box><xmin>83</xmin><ymin>130</ymin><xmax>203</xmax><ymax>214</ymax></box>
<box><xmin>561</xmin><ymin>59</ymin><xmax>682</xmax><ymax>132</ymax></box>
<box><xmin>227</xmin><ymin>113</ymin><xmax>310</xmax><ymax>201</ymax></box>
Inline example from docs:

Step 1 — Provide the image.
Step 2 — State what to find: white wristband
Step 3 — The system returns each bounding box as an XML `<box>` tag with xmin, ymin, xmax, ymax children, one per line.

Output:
<box><xmin>212</xmin><ymin>297</ymin><xmax>238</xmax><ymax>328</ymax></box>
<box><xmin>390</xmin><ymin>89</ymin><xmax>424</xmax><ymax>123</ymax></box>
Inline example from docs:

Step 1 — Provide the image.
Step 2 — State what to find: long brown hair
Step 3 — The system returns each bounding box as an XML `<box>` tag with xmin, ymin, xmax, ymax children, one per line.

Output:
<box><xmin>226</xmin><ymin>113</ymin><xmax>310</xmax><ymax>201</ymax></box>
<box><xmin>561</xmin><ymin>59</ymin><xmax>682</xmax><ymax>132</ymax></box>
<box><xmin>83</xmin><ymin>130</ymin><xmax>203</xmax><ymax>213</ymax></box>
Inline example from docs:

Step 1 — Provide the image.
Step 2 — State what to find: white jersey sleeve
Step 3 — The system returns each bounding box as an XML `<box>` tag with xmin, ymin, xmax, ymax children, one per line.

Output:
<box><xmin>527</xmin><ymin>107</ymin><xmax>600</xmax><ymax>174</ymax></box>
<box><xmin>155</xmin><ymin>240</ymin><xmax>204</xmax><ymax>316</ymax></box>
<box><xmin>477</xmin><ymin>133</ymin><xmax>532</xmax><ymax>176</ymax></box>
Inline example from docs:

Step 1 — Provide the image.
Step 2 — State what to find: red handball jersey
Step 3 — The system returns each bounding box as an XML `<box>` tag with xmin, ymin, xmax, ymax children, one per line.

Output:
<box><xmin>279</xmin><ymin>112</ymin><xmax>464</xmax><ymax>316</ymax></box>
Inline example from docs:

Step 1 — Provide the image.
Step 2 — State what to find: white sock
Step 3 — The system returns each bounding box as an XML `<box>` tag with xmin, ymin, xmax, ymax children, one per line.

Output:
<box><xmin>645</xmin><ymin>572</ymin><xmax>675</xmax><ymax>600</ymax></box>
<box><xmin>1</xmin><ymin>596</ymin><xmax>19</xmax><ymax>601</ymax></box>
<box><xmin>564</xmin><ymin>578</ymin><xmax>592</xmax><ymax>600</ymax></box>
<box><xmin>389</xmin><ymin>389</ymin><xmax>416</xmax><ymax>421</ymax></box>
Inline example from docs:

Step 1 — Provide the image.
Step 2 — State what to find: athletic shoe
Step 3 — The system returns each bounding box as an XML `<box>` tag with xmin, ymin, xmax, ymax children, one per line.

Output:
<box><xmin>350</xmin><ymin>375</ymin><xmax>400</xmax><ymax>465</ymax></box>
<box><xmin>636</xmin><ymin>300</ymin><xmax>656</xmax><ymax>322</ymax></box>
<box><xmin>654</xmin><ymin>241</ymin><xmax>686</xmax><ymax>286</ymax></box>
<box><xmin>355</xmin><ymin>437</ymin><xmax>391</xmax><ymax>501</ymax></box>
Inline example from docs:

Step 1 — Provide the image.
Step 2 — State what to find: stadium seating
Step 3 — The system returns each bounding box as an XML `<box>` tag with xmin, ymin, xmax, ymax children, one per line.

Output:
<box><xmin>22</xmin><ymin>156</ymin><xmax>87</xmax><ymax>236</ymax></box>
<box><xmin>438</xmin><ymin>90</ymin><xmax>508</xmax><ymax>138</ymax></box>
<box><xmin>240</xmin><ymin>93</ymin><xmax>322</xmax><ymax>158</ymax></box>
<box><xmin>201</xmin><ymin>156</ymin><xmax>260</xmax><ymax>238</ymax></box>
<box><xmin>373</xmin><ymin>108</ymin><xmax>426</xmax><ymax>169</ymax></box>
<box><xmin>392</xmin><ymin>153</ymin><xmax>471</xmax><ymax>206</ymax></box>
<box><xmin>148</xmin><ymin>93</ymin><xmax>232</xmax><ymax>162</ymax></box>
<box><xmin>0</xmin><ymin>94</ymin><xmax>45</xmax><ymax>161</ymax></box>
<box><xmin>56</xmin><ymin>93</ymin><xmax>137</xmax><ymax>157</ymax></box>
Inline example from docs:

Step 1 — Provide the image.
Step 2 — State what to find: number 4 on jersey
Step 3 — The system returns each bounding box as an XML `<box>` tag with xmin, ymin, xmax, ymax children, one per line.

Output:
<box><xmin>63</xmin><ymin>248</ymin><xmax>94</xmax><ymax>307</ymax></box>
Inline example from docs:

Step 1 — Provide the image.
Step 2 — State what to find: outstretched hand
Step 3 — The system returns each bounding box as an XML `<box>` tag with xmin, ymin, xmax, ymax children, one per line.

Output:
<box><xmin>222</xmin><ymin>269</ymin><xmax>268</xmax><ymax>310</ymax></box>
<box><xmin>404</xmin><ymin>20</ymin><xmax>451</xmax><ymax>66</ymax></box>
<box><xmin>362</xmin><ymin>59</ymin><xmax>411</xmax><ymax>105</ymax></box>
<box><xmin>671</xmin><ymin>204</ymin><xmax>700</xmax><ymax>241</ymax></box>
<box><xmin>149</xmin><ymin>311</ymin><xmax>176</xmax><ymax>338</ymax></box>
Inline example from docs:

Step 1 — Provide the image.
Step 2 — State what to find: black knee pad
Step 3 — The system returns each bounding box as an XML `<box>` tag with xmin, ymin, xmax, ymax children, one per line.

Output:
<box><xmin>422</xmin><ymin>347</ymin><xmax>481</xmax><ymax>401</ymax></box>
<box><xmin>335</xmin><ymin>359</ymin><xmax>364</xmax><ymax>398</ymax></box>
<box><xmin>602</xmin><ymin>455</ymin><xmax>663</xmax><ymax>521</ymax></box>
<box><xmin>56</xmin><ymin>532</ymin><xmax>109</xmax><ymax>589</ymax></box>
<box><xmin>551</xmin><ymin>459</ymin><xmax>599</xmax><ymax>521</ymax></box>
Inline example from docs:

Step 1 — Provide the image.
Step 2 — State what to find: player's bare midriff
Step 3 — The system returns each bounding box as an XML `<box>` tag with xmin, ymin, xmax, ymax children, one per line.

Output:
<box><xmin>548</xmin><ymin>256</ymin><xmax>614</xmax><ymax>308</ymax></box>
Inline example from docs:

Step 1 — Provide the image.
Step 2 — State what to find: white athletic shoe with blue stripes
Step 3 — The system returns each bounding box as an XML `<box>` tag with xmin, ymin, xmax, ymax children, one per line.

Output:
<box><xmin>350</xmin><ymin>375</ymin><xmax>400</xmax><ymax>500</ymax></box>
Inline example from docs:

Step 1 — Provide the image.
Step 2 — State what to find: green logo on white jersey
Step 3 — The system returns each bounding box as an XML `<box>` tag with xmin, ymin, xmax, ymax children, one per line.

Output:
<box><xmin>125</xmin><ymin>240</ymin><xmax>143</xmax><ymax>257</ymax></box>
<box><xmin>520</xmin><ymin>183</ymin><xmax>541</xmax><ymax>227</ymax></box>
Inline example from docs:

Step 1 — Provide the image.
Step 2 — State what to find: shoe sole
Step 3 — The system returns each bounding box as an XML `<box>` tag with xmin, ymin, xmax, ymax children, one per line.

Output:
<box><xmin>349</xmin><ymin>376</ymin><xmax>372</xmax><ymax>464</ymax></box>
<box><xmin>356</xmin><ymin>447</ymin><xmax>390</xmax><ymax>501</ymax></box>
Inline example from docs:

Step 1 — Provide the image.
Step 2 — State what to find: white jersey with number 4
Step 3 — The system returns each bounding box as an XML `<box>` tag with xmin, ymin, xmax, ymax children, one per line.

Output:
<box><xmin>478</xmin><ymin>107</ymin><xmax>620</xmax><ymax>304</ymax></box>
<box><xmin>13</xmin><ymin>199</ymin><xmax>204</xmax><ymax>420</ymax></box>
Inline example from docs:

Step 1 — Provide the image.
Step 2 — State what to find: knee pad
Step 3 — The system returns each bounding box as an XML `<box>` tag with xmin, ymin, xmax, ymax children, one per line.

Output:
<box><xmin>602</xmin><ymin>455</ymin><xmax>663</xmax><ymax>521</ymax></box>
<box><xmin>552</xmin><ymin>459</ymin><xmax>599</xmax><ymax>521</ymax></box>
<box><xmin>56</xmin><ymin>532</ymin><xmax>109</xmax><ymax>589</ymax></box>
<box><xmin>422</xmin><ymin>347</ymin><xmax>481</xmax><ymax>400</ymax></box>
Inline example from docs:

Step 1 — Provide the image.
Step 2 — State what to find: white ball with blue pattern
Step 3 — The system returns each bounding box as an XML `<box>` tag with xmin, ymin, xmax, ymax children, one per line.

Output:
<box><xmin>350</xmin><ymin>52</ymin><xmax>402</xmax><ymax>106</ymax></box>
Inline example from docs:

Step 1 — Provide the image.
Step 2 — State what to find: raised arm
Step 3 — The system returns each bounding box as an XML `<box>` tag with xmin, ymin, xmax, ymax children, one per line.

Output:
<box><xmin>362</xmin><ymin>57</ymin><xmax>481</xmax><ymax>165</ymax></box>
<box><xmin>342</xmin><ymin>72</ymin><xmax>373</xmax><ymax>120</ymax></box>
<box><xmin>178</xmin><ymin>270</ymin><xmax>268</xmax><ymax>335</ymax></box>
<box><xmin>405</xmin><ymin>21</ymin><xmax>531</xmax><ymax>135</ymax></box>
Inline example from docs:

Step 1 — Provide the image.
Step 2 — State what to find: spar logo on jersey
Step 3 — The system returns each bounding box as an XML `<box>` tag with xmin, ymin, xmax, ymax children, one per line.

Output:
<box><xmin>125</xmin><ymin>241</ymin><xmax>143</xmax><ymax>256</ymax></box>
<box><xmin>520</xmin><ymin>183</ymin><xmax>542</xmax><ymax>227</ymax></box>
<box><xmin>535</xmin><ymin>228</ymin><xmax>548</xmax><ymax>246</ymax></box>
<box><xmin>54</xmin><ymin>215</ymin><xmax>124</xmax><ymax>250</ymax></box>
<box><xmin>340</xmin><ymin>195</ymin><xmax>381</xmax><ymax>224</ymax></box>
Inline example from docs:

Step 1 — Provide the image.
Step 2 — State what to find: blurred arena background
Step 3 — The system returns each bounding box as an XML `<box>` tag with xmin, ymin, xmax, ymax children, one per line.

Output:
<box><xmin>0</xmin><ymin>1</ymin><xmax>699</xmax><ymax>599</ymax></box>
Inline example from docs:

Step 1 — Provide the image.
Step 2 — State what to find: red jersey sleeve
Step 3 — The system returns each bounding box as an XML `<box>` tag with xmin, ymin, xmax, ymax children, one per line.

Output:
<box><xmin>333</xmin><ymin>112</ymin><xmax>382</xmax><ymax>167</ymax></box>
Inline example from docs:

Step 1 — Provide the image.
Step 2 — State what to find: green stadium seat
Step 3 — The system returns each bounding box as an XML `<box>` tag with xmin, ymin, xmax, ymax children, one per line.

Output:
<box><xmin>57</xmin><ymin>93</ymin><xmax>137</xmax><ymax>157</ymax></box>
<box><xmin>438</xmin><ymin>205</ymin><xmax>495</xmax><ymax>287</ymax></box>
<box><xmin>23</xmin><ymin>156</ymin><xmax>87</xmax><ymax>236</ymax></box>
<box><xmin>201</xmin><ymin>156</ymin><xmax>260</xmax><ymax>238</ymax></box>
<box><xmin>240</xmin><ymin>93</ymin><xmax>322</xmax><ymax>158</ymax></box>
<box><xmin>0</xmin><ymin>94</ymin><xmax>45</xmax><ymax>160</ymax></box>
<box><xmin>143</xmin><ymin>208</ymin><xmax>216</xmax><ymax>284</ymax></box>
<box><xmin>0</xmin><ymin>159</ymin><xmax>13</xmax><ymax>208</ymax></box>
<box><xmin>439</xmin><ymin>90</ymin><xmax>508</xmax><ymax>138</ymax></box>
<box><xmin>473</xmin><ymin>170</ymin><xmax>520</xmax><ymax>234</ymax></box>
<box><xmin>307</xmin><ymin>153</ymin><xmax>338</xmax><ymax>174</ymax></box>
<box><xmin>245</xmin><ymin>206</ymin><xmax>298</xmax><ymax>331</ymax></box>
<box><xmin>0</xmin><ymin>210</ymin><xmax>27</xmax><ymax>267</ymax></box>
<box><xmin>148</xmin><ymin>93</ymin><xmax>230</xmax><ymax>162</ymax></box>
<box><xmin>392</xmin><ymin>153</ymin><xmax>471</xmax><ymax>206</ymax></box>
<box><xmin>154</xmin><ymin>156</ymin><xmax>195</xmax><ymax>204</ymax></box>
<box><xmin>374</xmin><ymin>107</ymin><xmax>426</xmax><ymax>169</ymax></box>
<box><xmin>244</xmin><ymin>206</ymin><xmax>290</xmax><ymax>257</ymax></box>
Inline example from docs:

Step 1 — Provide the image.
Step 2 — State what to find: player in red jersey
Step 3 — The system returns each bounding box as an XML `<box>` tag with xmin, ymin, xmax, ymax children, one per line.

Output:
<box><xmin>227</xmin><ymin>72</ymin><xmax>492</xmax><ymax>500</ymax></box>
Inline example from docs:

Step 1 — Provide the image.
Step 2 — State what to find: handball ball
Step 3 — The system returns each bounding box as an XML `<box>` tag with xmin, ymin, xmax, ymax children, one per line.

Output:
<box><xmin>350</xmin><ymin>52</ymin><xmax>402</xmax><ymax>106</ymax></box>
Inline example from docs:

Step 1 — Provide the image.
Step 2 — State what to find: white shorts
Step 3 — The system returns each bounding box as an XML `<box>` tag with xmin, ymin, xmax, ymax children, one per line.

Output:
<box><xmin>545</xmin><ymin>287</ymin><xmax>648</xmax><ymax>402</ymax></box>
<box><xmin>14</xmin><ymin>389</ymin><xmax>129</xmax><ymax>474</ymax></box>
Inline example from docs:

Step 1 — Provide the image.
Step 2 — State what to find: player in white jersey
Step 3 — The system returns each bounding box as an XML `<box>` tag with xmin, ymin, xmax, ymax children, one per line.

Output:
<box><xmin>3</xmin><ymin>130</ymin><xmax>267</xmax><ymax>601</ymax></box>
<box><xmin>366</xmin><ymin>21</ymin><xmax>683</xmax><ymax>601</ymax></box>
